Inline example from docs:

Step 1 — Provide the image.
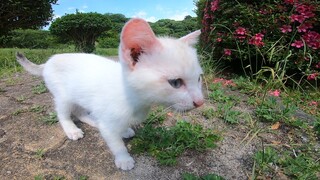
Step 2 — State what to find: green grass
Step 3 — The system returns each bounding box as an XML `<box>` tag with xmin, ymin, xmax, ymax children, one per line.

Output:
<box><xmin>182</xmin><ymin>173</ymin><xmax>225</xmax><ymax>180</ymax></box>
<box><xmin>41</xmin><ymin>112</ymin><xmax>58</xmax><ymax>125</ymax></box>
<box><xmin>0</xmin><ymin>47</ymin><xmax>118</xmax><ymax>77</ymax></box>
<box><xmin>130</xmin><ymin>108</ymin><xmax>221</xmax><ymax>166</ymax></box>
<box><xmin>32</xmin><ymin>82</ymin><xmax>48</xmax><ymax>94</ymax></box>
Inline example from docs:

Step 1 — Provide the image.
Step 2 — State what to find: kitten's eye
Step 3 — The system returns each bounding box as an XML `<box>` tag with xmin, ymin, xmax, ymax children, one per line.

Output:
<box><xmin>168</xmin><ymin>78</ymin><xmax>183</xmax><ymax>89</ymax></box>
<box><xmin>198</xmin><ymin>76</ymin><xmax>201</xmax><ymax>82</ymax></box>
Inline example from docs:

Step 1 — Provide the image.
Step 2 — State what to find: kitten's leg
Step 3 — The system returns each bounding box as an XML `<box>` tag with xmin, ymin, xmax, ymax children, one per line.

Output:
<box><xmin>55</xmin><ymin>99</ymin><xmax>84</xmax><ymax>140</ymax></box>
<box><xmin>122</xmin><ymin>128</ymin><xmax>135</xmax><ymax>138</ymax></box>
<box><xmin>72</xmin><ymin>105</ymin><xmax>97</xmax><ymax>128</ymax></box>
<box><xmin>99</xmin><ymin>123</ymin><xmax>135</xmax><ymax>170</ymax></box>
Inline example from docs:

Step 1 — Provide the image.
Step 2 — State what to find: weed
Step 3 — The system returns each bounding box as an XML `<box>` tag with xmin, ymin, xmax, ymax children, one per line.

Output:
<box><xmin>35</xmin><ymin>149</ymin><xmax>45</xmax><ymax>159</ymax></box>
<box><xmin>182</xmin><ymin>173</ymin><xmax>225</xmax><ymax>180</ymax></box>
<box><xmin>16</xmin><ymin>95</ymin><xmax>27</xmax><ymax>102</ymax></box>
<box><xmin>255</xmin><ymin>96</ymin><xmax>297</xmax><ymax>125</ymax></box>
<box><xmin>32</xmin><ymin>82</ymin><xmax>47</xmax><ymax>94</ymax></box>
<box><xmin>144</xmin><ymin>107</ymin><xmax>166</xmax><ymax>125</ymax></box>
<box><xmin>12</xmin><ymin>108</ymin><xmax>26</xmax><ymax>116</ymax></box>
<box><xmin>202</xmin><ymin>108</ymin><xmax>215</xmax><ymax>119</ymax></box>
<box><xmin>254</xmin><ymin>146</ymin><xmax>320</xmax><ymax>179</ymax></box>
<box><xmin>30</xmin><ymin>105</ymin><xmax>46</xmax><ymax>114</ymax></box>
<box><xmin>215</xmin><ymin>102</ymin><xmax>241</xmax><ymax>124</ymax></box>
<box><xmin>131</xmin><ymin>120</ymin><xmax>220</xmax><ymax>165</ymax></box>
<box><xmin>79</xmin><ymin>175</ymin><xmax>89</xmax><ymax>180</ymax></box>
<box><xmin>41</xmin><ymin>112</ymin><xmax>58</xmax><ymax>125</ymax></box>
<box><xmin>34</xmin><ymin>175</ymin><xmax>43</xmax><ymax>180</ymax></box>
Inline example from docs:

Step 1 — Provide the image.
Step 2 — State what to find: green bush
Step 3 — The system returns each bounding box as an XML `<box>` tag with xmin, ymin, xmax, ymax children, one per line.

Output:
<box><xmin>196</xmin><ymin>0</ymin><xmax>320</xmax><ymax>83</ymax></box>
<box><xmin>3</xmin><ymin>29</ymin><xmax>64</xmax><ymax>49</ymax></box>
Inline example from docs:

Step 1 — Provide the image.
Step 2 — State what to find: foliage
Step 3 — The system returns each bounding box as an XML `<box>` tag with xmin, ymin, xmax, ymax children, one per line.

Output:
<box><xmin>0</xmin><ymin>0</ymin><xmax>57</xmax><ymax>39</ymax></box>
<box><xmin>254</xmin><ymin>146</ymin><xmax>320</xmax><ymax>179</ymax></box>
<box><xmin>150</xmin><ymin>16</ymin><xmax>199</xmax><ymax>37</ymax></box>
<box><xmin>50</xmin><ymin>12</ymin><xmax>112</xmax><ymax>53</ymax></box>
<box><xmin>97</xmin><ymin>13</ymin><xmax>128</xmax><ymax>48</ymax></box>
<box><xmin>131</xmin><ymin>109</ymin><xmax>220</xmax><ymax>165</ymax></box>
<box><xmin>2</xmin><ymin>29</ymin><xmax>63</xmax><ymax>49</ymax></box>
<box><xmin>0</xmin><ymin>48</ymin><xmax>118</xmax><ymax>77</ymax></box>
<box><xmin>182</xmin><ymin>173</ymin><xmax>225</xmax><ymax>180</ymax></box>
<box><xmin>196</xmin><ymin>0</ymin><xmax>320</xmax><ymax>84</ymax></box>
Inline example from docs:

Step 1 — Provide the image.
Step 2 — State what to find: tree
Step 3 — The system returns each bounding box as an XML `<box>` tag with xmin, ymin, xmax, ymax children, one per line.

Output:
<box><xmin>0</xmin><ymin>0</ymin><xmax>57</xmax><ymax>36</ymax></box>
<box><xmin>50</xmin><ymin>12</ymin><xmax>112</xmax><ymax>53</ymax></box>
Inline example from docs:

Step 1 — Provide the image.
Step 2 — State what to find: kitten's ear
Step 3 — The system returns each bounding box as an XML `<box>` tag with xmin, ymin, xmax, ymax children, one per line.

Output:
<box><xmin>120</xmin><ymin>18</ymin><xmax>161</xmax><ymax>70</ymax></box>
<box><xmin>179</xmin><ymin>30</ymin><xmax>201</xmax><ymax>46</ymax></box>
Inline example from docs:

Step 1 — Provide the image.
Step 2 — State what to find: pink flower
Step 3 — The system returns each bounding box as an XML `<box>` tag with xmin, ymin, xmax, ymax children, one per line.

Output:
<box><xmin>297</xmin><ymin>23</ymin><xmax>313</xmax><ymax>33</ymax></box>
<box><xmin>216</xmin><ymin>38</ymin><xmax>222</xmax><ymax>42</ymax></box>
<box><xmin>280</xmin><ymin>25</ymin><xmax>292</xmax><ymax>33</ymax></box>
<box><xmin>307</xmin><ymin>73</ymin><xmax>318</xmax><ymax>80</ymax></box>
<box><xmin>269</xmin><ymin>89</ymin><xmax>281</xmax><ymax>97</ymax></box>
<box><xmin>224</xmin><ymin>49</ymin><xmax>231</xmax><ymax>56</ymax></box>
<box><xmin>212</xmin><ymin>78</ymin><xmax>236</xmax><ymax>87</ymax></box>
<box><xmin>249</xmin><ymin>33</ymin><xmax>265</xmax><ymax>47</ymax></box>
<box><xmin>235</xmin><ymin>27</ymin><xmax>247</xmax><ymax>35</ymax></box>
<box><xmin>210</xmin><ymin>0</ymin><xmax>220</xmax><ymax>12</ymax></box>
<box><xmin>234</xmin><ymin>27</ymin><xmax>247</xmax><ymax>41</ymax></box>
<box><xmin>290</xmin><ymin>14</ymin><xmax>305</xmax><ymax>23</ymax></box>
<box><xmin>284</xmin><ymin>0</ymin><xmax>295</xmax><ymax>4</ymax></box>
<box><xmin>309</xmin><ymin>101</ymin><xmax>318</xmax><ymax>106</ymax></box>
<box><xmin>302</xmin><ymin>31</ymin><xmax>320</xmax><ymax>50</ymax></box>
<box><xmin>291</xmin><ymin>40</ymin><xmax>304</xmax><ymax>48</ymax></box>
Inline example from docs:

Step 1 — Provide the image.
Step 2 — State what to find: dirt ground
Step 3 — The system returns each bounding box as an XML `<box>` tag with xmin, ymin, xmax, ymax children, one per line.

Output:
<box><xmin>0</xmin><ymin>71</ymin><xmax>262</xmax><ymax>180</ymax></box>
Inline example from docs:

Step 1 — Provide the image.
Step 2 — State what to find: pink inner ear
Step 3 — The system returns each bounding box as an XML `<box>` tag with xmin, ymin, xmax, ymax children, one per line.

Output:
<box><xmin>121</xmin><ymin>18</ymin><xmax>159</xmax><ymax>52</ymax></box>
<box><xmin>180</xmin><ymin>30</ymin><xmax>201</xmax><ymax>46</ymax></box>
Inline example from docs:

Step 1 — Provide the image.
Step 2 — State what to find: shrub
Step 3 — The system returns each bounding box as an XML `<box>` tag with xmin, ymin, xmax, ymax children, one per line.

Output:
<box><xmin>196</xmin><ymin>0</ymin><xmax>320</xmax><ymax>83</ymax></box>
<box><xmin>3</xmin><ymin>29</ymin><xmax>61</xmax><ymax>49</ymax></box>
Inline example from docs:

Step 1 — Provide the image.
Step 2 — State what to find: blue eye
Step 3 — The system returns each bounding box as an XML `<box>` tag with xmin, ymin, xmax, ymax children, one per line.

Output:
<box><xmin>168</xmin><ymin>78</ymin><xmax>183</xmax><ymax>88</ymax></box>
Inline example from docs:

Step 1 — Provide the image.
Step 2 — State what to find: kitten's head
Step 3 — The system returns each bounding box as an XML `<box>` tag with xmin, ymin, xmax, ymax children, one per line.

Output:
<box><xmin>119</xmin><ymin>18</ymin><xmax>204</xmax><ymax>111</ymax></box>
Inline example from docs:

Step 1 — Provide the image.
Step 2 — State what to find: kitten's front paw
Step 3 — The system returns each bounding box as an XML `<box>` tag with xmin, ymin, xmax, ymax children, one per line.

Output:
<box><xmin>65</xmin><ymin>128</ymin><xmax>84</xmax><ymax>140</ymax></box>
<box><xmin>115</xmin><ymin>155</ymin><xmax>135</xmax><ymax>170</ymax></box>
<box><xmin>122</xmin><ymin>128</ymin><xmax>135</xmax><ymax>138</ymax></box>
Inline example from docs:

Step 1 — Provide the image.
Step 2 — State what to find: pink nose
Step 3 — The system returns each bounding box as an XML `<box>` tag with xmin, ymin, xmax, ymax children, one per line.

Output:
<box><xmin>193</xmin><ymin>99</ymin><xmax>204</xmax><ymax>108</ymax></box>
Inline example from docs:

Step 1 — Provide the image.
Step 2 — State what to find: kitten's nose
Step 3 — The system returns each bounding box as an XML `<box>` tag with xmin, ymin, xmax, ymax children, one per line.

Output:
<box><xmin>193</xmin><ymin>99</ymin><xmax>204</xmax><ymax>108</ymax></box>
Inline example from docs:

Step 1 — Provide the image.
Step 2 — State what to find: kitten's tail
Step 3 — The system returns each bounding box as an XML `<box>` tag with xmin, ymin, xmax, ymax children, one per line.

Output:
<box><xmin>16</xmin><ymin>52</ymin><xmax>44</xmax><ymax>76</ymax></box>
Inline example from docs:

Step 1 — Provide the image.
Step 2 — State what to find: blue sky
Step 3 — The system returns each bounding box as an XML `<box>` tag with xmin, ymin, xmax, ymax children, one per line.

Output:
<box><xmin>52</xmin><ymin>0</ymin><xmax>197</xmax><ymax>22</ymax></box>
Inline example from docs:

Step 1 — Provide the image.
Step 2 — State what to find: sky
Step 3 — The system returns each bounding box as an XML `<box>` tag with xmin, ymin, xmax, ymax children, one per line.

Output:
<box><xmin>51</xmin><ymin>0</ymin><xmax>197</xmax><ymax>23</ymax></box>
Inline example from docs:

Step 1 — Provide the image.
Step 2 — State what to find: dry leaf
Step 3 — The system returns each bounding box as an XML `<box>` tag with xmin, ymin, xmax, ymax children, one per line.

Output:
<box><xmin>271</xmin><ymin>122</ymin><xmax>280</xmax><ymax>130</ymax></box>
<box><xmin>167</xmin><ymin>112</ymin><xmax>173</xmax><ymax>117</ymax></box>
<box><xmin>271</xmin><ymin>140</ymin><xmax>281</xmax><ymax>145</ymax></box>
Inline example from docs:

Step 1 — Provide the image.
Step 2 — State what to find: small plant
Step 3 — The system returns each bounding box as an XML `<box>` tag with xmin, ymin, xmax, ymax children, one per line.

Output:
<box><xmin>12</xmin><ymin>108</ymin><xmax>26</xmax><ymax>116</ymax></box>
<box><xmin>35</xmin><ymin>149</ymin><xmax>45</xmax><ymax>159</ymax></box>
<box><xmin>254</xmin><ymin>146</ymin><xmax>320</xmax><ymax>179</ymax></box>
<box><xmin>202</xmin><ymin>107</ymin><xmax>216</xmax><ymax>119</ymax></box>
<box><xmin>32</xmin><ymin>82</ymin><xmax>47</xmax><ymax>94</ymax></box>
<box><xmin>34</xmin><ymin>175</ymin><xmax>43</xmax><ymax>180</ymax></box>
<box><xmin>182</xmin><ymin>173</ymin><xmax>225</xmax><ymax>180</ymax></box>
<box><xmin>30</xmin><ymin>105</ymin><xmax>46</xmax><ymax>114</ymax></box>
<box><xmin>215</xmin><ymin>102</ymin><xmax>241</xmax><ymax>124</ymax></box>
<box><xmin>41</xmin><ymin>112</ymin><xmax>58</xmax><ymax>125</ymax></box>
<box><xmin>255</xmin><ymin>96</ymin><xmax>297</xmax><ymax>125</ymax></box>
<box><xmin>131</xmin><ymin>118</ymin><xmax>220</xmax><ymax>165</ymax></box>
<box><xmin>16</xmin><ymin>95</ymin><xmax>27</xmax><ymax>102</ymax></box>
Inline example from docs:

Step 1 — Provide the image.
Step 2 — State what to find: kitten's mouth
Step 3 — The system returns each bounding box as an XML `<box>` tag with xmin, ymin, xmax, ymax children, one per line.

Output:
<box><xmin>171</xmin><ymin>104</ymin><xmax>196</xmax><ymax>112</ymax></box>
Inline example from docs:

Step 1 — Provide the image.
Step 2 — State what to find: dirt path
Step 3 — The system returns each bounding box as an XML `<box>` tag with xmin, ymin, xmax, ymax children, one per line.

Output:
<box><xmin>0</xmin><ymin>72</ymin><xmax>259</xmax><ymax>180</ymax></box>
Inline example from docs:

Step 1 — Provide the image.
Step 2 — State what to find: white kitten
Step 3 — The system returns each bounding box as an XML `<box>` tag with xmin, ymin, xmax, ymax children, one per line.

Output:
<box><xmin>16</xmin><ymin>18</ymin><xmax>204</xmax><ymax>170</ymax></box>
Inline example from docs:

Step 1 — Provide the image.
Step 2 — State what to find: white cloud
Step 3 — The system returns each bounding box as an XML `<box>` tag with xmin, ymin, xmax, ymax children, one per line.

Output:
<box><xmin>169</xmin><ymin>11</ymin><xmax>190</xmax><ymax>21</ymax></box>
<box><xmin>132</xmin><ymin>11</ymin><xmax>158</xmax><ymax>22</ymax></box>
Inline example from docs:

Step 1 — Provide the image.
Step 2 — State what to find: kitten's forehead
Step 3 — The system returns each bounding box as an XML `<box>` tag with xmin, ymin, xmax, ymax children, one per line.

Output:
<box><xmin>156</xmin><ymin>37</ymin><xmax>203</xmax><ymax>76</ymax></box>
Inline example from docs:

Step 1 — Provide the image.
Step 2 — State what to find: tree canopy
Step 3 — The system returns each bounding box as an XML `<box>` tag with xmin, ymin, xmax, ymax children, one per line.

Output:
<box><xmin>50</xmin><ymin>12</ymin><xmax>112</xmax><ymax>53</ymax></box>
<box><xmin>0</xmin><ymin>0</ymin><xmax>57</xmax><ymax>36</ymax></box>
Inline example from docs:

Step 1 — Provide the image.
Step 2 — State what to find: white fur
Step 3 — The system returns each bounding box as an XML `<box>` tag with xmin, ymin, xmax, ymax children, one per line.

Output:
<box><xmin>16</xmin><ymin>18</ymin><xmax>204</xmax><ymax>170</ymax></box>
